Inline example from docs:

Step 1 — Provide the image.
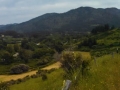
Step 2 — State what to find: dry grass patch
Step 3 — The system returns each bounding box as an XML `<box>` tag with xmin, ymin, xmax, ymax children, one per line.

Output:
<box><xmin>42</xmin><ymin>61</ymin><xmax>61</xmax><ymax>70</ymax></box>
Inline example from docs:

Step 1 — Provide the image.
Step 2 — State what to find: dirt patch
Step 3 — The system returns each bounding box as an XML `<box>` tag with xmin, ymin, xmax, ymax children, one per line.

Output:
<box><xmin>0</xmin><ymin>70</ymin><xmax>37</xmax><ymax>82</ymax></box>
<box><xmin>42</xmin><ymin>62</ymin><xmax>61</xmax><ymax>70</ymax></box>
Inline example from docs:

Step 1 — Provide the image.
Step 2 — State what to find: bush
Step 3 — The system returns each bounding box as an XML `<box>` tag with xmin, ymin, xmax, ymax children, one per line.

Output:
<box><xmin>41</xmin><ymin>74</ymin><xmax>47</xmax><ymax>81</ymax></box>
<box><xmin>0</xmin><ymin>82</ymin><xmax>9</xmax><ymax>90</ymax></box>
<box><xmin>61</xmin><ymin>52</ymin><xmax>82</xmax><ymax>74</ymax></box>
<box><xmin>7</xmin><ymin>80</ymin><xmax>16</xmax><ymax>85</ymax></box>
<box><xmin>23</xmin><ymin>75</ymin><xmax>30</xmax><ymax>81</ymax></box>
<box><xmin>10</xmin><ymin>64</ymin><xmax>30</xmax><ymax>74</ymax></box>
<box><xmin>16</xmin><ymin>79</ymin><xmax>23</xmax><ymax>84</ymax></box>
<box><xmin>36</xmin><ymin>70</ymin><xmax>47</xmax><ymax>76</ymax></box>
<box><xmin>31</xmin><ymin>74</ymin><xmax>38</xmax><ymax>78</ymax></box>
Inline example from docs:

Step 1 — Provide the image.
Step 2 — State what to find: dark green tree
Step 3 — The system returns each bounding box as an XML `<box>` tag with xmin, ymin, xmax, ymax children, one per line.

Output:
<box><xmin>19</xmin><ymin>49</ymin><xmax>33</xmax><ymax>63</ymax></box>
<box><xmin>1</xmin><ymin>51</ymin><xmax>13</xmax><ymax>64</ymax></box>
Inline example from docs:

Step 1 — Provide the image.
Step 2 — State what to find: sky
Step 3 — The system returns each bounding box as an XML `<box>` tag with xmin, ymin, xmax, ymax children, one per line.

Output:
<box><xmin>0</xmin><ymin>0</ymin><xmax>120</xmax><ymax>25</ymax></box>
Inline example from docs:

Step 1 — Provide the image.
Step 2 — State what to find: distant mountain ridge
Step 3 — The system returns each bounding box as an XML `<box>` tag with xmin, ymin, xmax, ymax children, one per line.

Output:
<box><xmin>0</xmin><ymin>7</ymin><xmax>120</xmax><ymax>33</ymax></box>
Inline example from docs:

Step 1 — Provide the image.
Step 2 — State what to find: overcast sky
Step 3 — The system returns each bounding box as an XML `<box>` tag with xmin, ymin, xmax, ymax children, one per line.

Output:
<box><xmin>0</xmin><ymin>0</ymin><xmax>120</xmax><ymax>25</ymax></box>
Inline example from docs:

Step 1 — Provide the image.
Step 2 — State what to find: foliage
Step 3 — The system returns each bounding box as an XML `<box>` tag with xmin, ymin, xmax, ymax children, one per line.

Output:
<box><xmin>78</xmin><ymin>37</ymin><xmax>97</xmax><ymax>48</ymax></box>
<box><xmin>1</xmin><ymin>7</ymin><xmax>120</xmax><ymax>33</ymax></box>
<box><xmin>0</xmin><ymin>82</ymin><xmax>9</xmax><ymax>90</ymax></box>
<box><xmin>7</xmin><ymin>44</ymin><xmax>14</xmax><ymax>53</ymax></box>
<box><xmin>91</xmin><ymin>24</ymin><xmax>110</xmax><ymax>34</ymax></box>
<box><xmin>1</xmin><ymin>51</ymin><xmax>13</xmax><ymax>65</ymax></box>
<box><xmin>33</xmin><ymin>48</ymin><xmax>55</xmax><ymax>59</ymax></box>
<box><xmin>14</xmin><ymin>44</ymin><xmax>20</xmax><ymax>52</ymax></box>
<box><xmin>10</xmin><ymin>69</ymin><xmax>64</xmax><ymax>90</ymax></box>
<box><xmin>53</xmin><ymin>41</ymin><xmax>64</xmax><ymax>53</ymax></box>
<box><xmin>10</xmin><ymin>64</ymin><xmax>29</xmax><ymax>74</ymax></box>
<box><xmin>41</xmin><ymin>74</ymin><xmax>47</xmax><ymax>81</ymax></box>
<box><xmin>61</xmin><ymin>52</ymin><xmax>82</xmax><ymax>74</ymax></box>
<box><xmin>19</xmin><ymin>49</ymin><xmax>33</xmax><ymax>63</ymax></box>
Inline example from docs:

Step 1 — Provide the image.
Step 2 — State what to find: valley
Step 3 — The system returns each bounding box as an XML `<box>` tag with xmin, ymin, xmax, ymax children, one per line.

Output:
<box><xmin>0</xmin><ymin>6</ymin><xmax>119</xmax><ymax>90</ymax></box>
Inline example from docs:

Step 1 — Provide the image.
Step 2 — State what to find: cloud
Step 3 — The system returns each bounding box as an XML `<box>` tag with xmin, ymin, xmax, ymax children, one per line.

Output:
<box><xmin>0</xmin><ymin>0</ymin><xmax>120</xmax><ymax>24</ymax></box>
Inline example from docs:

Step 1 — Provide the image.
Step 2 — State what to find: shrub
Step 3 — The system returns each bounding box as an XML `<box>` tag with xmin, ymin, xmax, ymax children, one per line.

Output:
<box><xmin>47</xmin><ymin>68</ymin><xmax>55</xmax><ymax>73</ymax></box>
<box><xmin>7</xmin><ymin>80</ymin><xmax>16</xmax><ymax>85</ymax></box>
<box><xmin>10</xmin><ymin>64</ymin><xmax>30</xmax><ymax>74</ymax></box>
<box><xmin>81</xmin><ymin>60</ymin><xmax>90</xmax><ymax>76</ymax></box>
<box><xmin>23</xmin><ymin>75</ymin><xmax>30</xmax><ymax>81</ymax></box>
<box><xmin>31</xmin><ymin>74</ymin><xmax>38</xmax><ymax>78</ymax></box>
<box><xmin>0</xmin><ymin>82</ymin><xmax>9</xmax><ymax>90</ymax></box>
<box><xmin>16</xmin><ymin>79</ymin><xmax>22</xmax><ymax>84</ymax></box>
<box><xmin>41</xmin><ymin>74</ymin><xmax>47</xmax><ymax>81</ymax></box>
<box><xmin>61</xmin><ymin>52</ymin><xmax>82</xmax><ymax>74</ymax></box>
<box><xmin>36</xmin><ymin>70</ymin><xmax>47</xmax><ymax>76</ymax></box>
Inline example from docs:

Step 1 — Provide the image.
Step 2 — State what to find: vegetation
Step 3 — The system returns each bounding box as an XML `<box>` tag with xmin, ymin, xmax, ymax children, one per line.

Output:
<box><xmin>10</xmin><ymin>64</ymin><xmax>29</xmax><ymax>74</ymax></box>
<box><xmin>9</xmin><ymin>69</ymin><xmax>64</xmax><ymax>90</ymax></box>
<box><xmin>8</xmin><ymin>53</ymin><xmax>120</xmax><ymax>90</ymax></box>
<box><xmin>0</xmin><ymin>17</ymin><xmax>119</xmax><ymax>90</ymax></box>
<box><xmin>0</xmin><ymin>7</ymin><xmax>120</xmax><ymax>33</ymax></box>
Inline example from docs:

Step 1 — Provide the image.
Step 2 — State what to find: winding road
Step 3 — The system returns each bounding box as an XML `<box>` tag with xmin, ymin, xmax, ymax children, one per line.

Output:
<box><xmin>0</xmin><ymin>62</ymin><xmax>61</xmax><ymax>82</ymax></box>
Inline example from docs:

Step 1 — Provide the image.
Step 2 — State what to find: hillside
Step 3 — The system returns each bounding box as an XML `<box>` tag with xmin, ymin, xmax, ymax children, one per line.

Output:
<box><xmin>1</xmin><ymin>7</ymin><xmax>120</xmax><ymax>32</ymax></box>
<box><xmin>78</xmin><ymin>27</ymin><xmax>120</xmax><ymax>57</ymax></box>
<box><xmin>9</xmin><ymin>54</ymin><xmax>120</xmax><ymax>90</ymax></box>
<box><xmin>92</xmin><ymin>28</ymin><xmax>120</xmax><ymax>55</ymax></box>
<box><xmin>0</xmin><ymin>26</ymin><xmax>119</xmax><ymax>90</ymax></box>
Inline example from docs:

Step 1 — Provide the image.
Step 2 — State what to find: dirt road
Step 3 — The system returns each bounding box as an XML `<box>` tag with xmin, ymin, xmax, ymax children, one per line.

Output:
<box><xmin>0</xmin><ymin>62</ymin><xmax>61</xmax><ymax>82</ymax></box>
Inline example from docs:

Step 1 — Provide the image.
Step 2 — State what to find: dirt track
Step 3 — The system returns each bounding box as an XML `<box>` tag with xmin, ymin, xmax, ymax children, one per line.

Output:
<box><xmin>0</xmin><ymin>62</ymin><xmax>61</xmax><ymax>82</ymax></box>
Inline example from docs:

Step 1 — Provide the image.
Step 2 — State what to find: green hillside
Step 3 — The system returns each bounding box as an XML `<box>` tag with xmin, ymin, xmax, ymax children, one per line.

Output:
<box><xmin>1</xmin><ymin>7</ymin><xmax>120</xmax><ymax>32</ymax></box>
<box><xmin>92</xmin><ymin>28</ymin><xmax>120</xmax><ymax>56</ymax></box>
<box><xmin>0</xmin><ymin>25</ymin><xmax>120</xmax><ymax>90</ymax></box>
<box><xmin>78</xmin><ymin>28</ymin><xmax>120</xmax><ymax>56</ymax></box>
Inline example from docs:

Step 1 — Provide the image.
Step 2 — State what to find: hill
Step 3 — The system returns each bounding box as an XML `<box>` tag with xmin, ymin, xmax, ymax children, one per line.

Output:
<box><xmin>78</xmin><ymin>27</ymin><xmax>120</xmax><ymax>56</ymax></box>
<box><xmin>1</xmin><ymin>7</ymin><xmax>120</xmax><ymax>33</ymax></box>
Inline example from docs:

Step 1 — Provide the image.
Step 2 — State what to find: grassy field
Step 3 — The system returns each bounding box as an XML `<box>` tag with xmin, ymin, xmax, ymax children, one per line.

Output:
<box><xmin>70</xmin><ymin>53</ymin><xmax>120</xmax><ymax>90</ymax></box>
<box><xmin>10</xmin><ymin>69</ymin><xmax>64</xmax><ymax>90</ymax></box>
<box><xmin>10</xmin><ymin>52</ymin><xmax>120</xmax><ymax>90</ymax></box>
<box><xmin>9</xmin><ymin>51</ymin><xmax>91</xmax><ymax>90</ymax></box>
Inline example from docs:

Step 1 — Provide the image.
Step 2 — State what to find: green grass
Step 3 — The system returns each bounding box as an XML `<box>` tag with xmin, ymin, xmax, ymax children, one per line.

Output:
<box><xmin>70</xmin><ymin>53</ymin><xmax>120</xmax><ymax>90</ymax></box>
<box><xmin>10</xmin><ymin>53</ymin><xmax>120</xmax><ymax>90</ymax></box>
<box><xmin>10</xmin><ymin>69</ymin><xmax>64</xmax><ymax>90</ymax></box>
<box><xmin>0</xmin><ymin>65</ymin><xmax>12</xmax><ymax>75</ymax></box>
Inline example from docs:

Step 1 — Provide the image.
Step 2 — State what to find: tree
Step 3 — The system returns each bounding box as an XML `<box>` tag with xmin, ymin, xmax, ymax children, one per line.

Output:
<box><xmin>33</xmin><ymin>48</ymin><xmax>55</xmax><ymax>59</ymax></box>
<box><xmin>91</xmin><ymin>24</ymin><xmax>110</xmax><ymax>34</ymax></box>
<box><xmin>61</xmin><ymin>52</ymin><xmax>82</xmax><ymax>74</ymax></box>
<box><xmin>61</xmin><ymin>52</ymin><xmax>90</xmax><ymax>81</ymax></box>
<box><xmin>1</xmin><ymin>51</ymin><xmax>13</xmax><ymax>64</ymax></box>
<box><xmin>14</xmin><ymin>44</ymin><xmax>20</xmax><ymax>52</ymax></box>
<box><xmin>79</xmin><ymin>37</ymin><xmax>97</xmax><ymax>48</ymax></box>
<box><xmin>104</xmin><ymin>24</ymin><xmax>110</xmax><ymax>30</ymax></box>
<box><xmin>54</xmin><ymin>41</ymin><xmax>64</xmax><ymax>53</ymax></box>
<box><xmin>7</xmin><ymin>45</ymin><xmax>14</xmax><ymax>53</ymax></box>
<box><xmin>21</xmin><ymin>39</ymin><xmax>28</xmax><ymax>49</ymax></box>
<box><xmin>19</xmin><ymin>49</ymin><xmax>33</xmax><ymax>63</ymax></box>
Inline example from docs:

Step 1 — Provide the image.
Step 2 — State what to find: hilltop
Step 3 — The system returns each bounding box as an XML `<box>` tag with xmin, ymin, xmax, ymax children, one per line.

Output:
<box><xmin>0</xmin><ymin>7</ymin><xmax>120</xmax><ymax>33</ymax></box>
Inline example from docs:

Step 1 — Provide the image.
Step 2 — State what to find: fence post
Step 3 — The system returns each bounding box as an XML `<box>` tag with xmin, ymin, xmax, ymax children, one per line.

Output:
<box><xmin>62</xmin><ymin>80</ymin><xmax>72</xmax><ymax>90</ymax></box>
